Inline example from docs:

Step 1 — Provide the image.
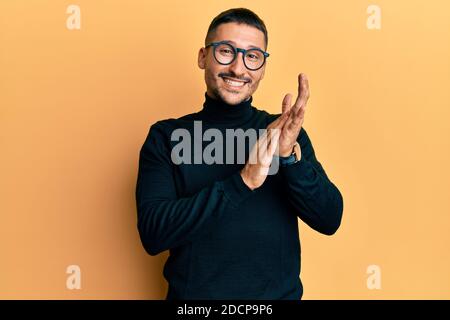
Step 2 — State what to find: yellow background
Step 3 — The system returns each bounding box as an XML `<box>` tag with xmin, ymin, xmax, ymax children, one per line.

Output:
<box><xmin>1</xmin><ymin>0</ymin><xmax>449</xmax><ymax>299</ymax></box>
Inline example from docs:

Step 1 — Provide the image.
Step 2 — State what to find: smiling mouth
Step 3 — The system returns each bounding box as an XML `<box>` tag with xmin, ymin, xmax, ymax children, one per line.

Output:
<box><xmin>221</xmin><ymin>76</ymin><xmax>249</xmax><ymax>88</ymax></box>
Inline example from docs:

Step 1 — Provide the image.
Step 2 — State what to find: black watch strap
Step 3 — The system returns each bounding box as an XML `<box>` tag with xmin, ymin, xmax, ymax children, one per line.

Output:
<box><xmin>278</xmin><ymin>142</ymin><xmax>301</xmax><ymax>167</ymax></box>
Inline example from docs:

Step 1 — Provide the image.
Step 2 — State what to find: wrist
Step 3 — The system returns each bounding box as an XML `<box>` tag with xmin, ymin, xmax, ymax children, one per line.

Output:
<box><xmin>240</xmin><ymin>168</ymin><xmax>257</xmax><ymax>191</ymax></box>
<box><xmin>278</xmin><ymin>142</ymin><xmax>301</xmax><ymax>166</ymax></box>
<box><xmin>279</xmin><ymin>149</ymin><xmax>294</xmax><ymax>157</ymax></box>
<box><xmin>279</xmin><ymin>143</ymin><xmax>296</xmax><ymax>157</ymax></box>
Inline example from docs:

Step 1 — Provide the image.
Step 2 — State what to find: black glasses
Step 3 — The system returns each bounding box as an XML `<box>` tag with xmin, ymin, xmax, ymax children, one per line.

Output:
<box><xmin>205</xmin><ymin>41</ymin><xmax>270</xmax><ymax>71</ymax></box>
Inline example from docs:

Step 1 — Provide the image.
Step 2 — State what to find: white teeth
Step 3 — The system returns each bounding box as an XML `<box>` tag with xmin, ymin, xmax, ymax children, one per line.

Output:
<box><xmin>224</xmin><ymin>78</ymin><xmax>246</xmax><ymax>87</ymax></box>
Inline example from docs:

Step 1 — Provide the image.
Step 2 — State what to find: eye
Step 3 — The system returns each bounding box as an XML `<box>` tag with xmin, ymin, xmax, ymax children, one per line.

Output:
<box><xmin>220</xmin><ymin>49</ymin><xmax>233</xmax><ymax>54</ymax></box>
<box><xmin>246</xmin><ymin>52</ymin><xmax>261</xmax><ymax>61</ymax></box>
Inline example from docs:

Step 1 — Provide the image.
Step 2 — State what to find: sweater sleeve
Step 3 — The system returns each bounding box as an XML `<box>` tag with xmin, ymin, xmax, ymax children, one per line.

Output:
<box><xmin>135</xmin><ymin>121</ymin><xmax>254</xmax><ymax>256</ymax></box>
<box><xmin>281</xmin><ymin>127</ymin><xmax>344</xmax><ymax>235</ymax></box>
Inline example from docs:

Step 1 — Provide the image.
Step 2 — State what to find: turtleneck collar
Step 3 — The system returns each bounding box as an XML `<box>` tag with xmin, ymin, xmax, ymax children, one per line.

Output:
<box><xmin>200</xmin><ymin>92</ymin><xmax>254</xmax><ymax>124</ymax></box>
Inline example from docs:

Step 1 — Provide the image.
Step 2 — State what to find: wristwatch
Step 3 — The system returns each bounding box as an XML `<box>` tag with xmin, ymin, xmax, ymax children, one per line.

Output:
<box><xmin>279</xmin><ymin>142</ymin><xmax>301</xmax><ymax>167</ymax></box>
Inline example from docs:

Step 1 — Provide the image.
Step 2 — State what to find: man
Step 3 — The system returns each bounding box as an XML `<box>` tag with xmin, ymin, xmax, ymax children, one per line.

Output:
<box><xmin>135</xmin><ymin>8</ymin><xmax>343</xmax><ymax>300</ymax></box>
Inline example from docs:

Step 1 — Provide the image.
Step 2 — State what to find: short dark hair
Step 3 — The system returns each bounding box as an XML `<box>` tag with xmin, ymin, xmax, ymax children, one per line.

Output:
<box><xmin>205</xmin><ymin>8</ymin><xmax>268</xmax><ymax>49</ymax></box>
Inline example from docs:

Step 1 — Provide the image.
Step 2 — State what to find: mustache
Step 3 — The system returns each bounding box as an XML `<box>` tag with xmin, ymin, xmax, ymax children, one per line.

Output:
<box><xmin>219</xmin><ymin>73</ymin><xmax>251</xmax><ymax>83</ymax></box>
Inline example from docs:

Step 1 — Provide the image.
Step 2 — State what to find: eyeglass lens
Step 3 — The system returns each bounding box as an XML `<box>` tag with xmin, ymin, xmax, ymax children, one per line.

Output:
<box><xmin>214</xmin><ymin>43</ymin><xmax>265</xmax><ymax>70</ymax></box>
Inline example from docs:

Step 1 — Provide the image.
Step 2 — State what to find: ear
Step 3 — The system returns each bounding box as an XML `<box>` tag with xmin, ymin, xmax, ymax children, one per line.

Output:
<box><xmin>198</xmin><ymin>47</ymin><xmax>206</xmax><ymax>69</ymax></box>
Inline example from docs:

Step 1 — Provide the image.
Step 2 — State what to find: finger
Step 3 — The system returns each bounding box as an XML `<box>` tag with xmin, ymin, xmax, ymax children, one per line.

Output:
<box><xmin>259</xmin><ymin>129</ymin><xmax>280</xmax><ymax>166</ymax></box>
<box><xmin>266</xmin><ymin>127</ymin><xmax>278</xmax><ymax>149</ymax></box>
<box><xmin>289</xmin><ymin>117</ymin><xmax>304</xmax><ymax>131</ymax></box>
<box><xmin>293</xmin><ymin>73</ymin><xmax>310</xmax><ymax>110</ymax></box>
<box><xmin>267</xmin><ymin>110</ymin><xmax>290</xmax><ymax>130</ymax></box>
<box><xmin>290</xmin><ymin>101</ymin><xmax>306</xmax><ymax>123</ymax></box>
<box><xmin>283</xmin><ymin>106</ymin><xmax>299</xmax><ymax>129</ymax></box>
<box><xmin>284</xmin><ymin>106</ymin><xmax>305</xmax><ymax>131</ymax></box>
<box><xmin>289</xmin><ymin>112</ymin><xmax>304</xmax><ymax>130</ymax></box>
<box><xmin>294</xmin><ymin>104</ymin><xmax>306</xmax><ymax>121</ymax></box>
<box><xmin>276</xmin><ymin>111</ymin><xmax>290</xmax><ymax>129</ymax></box>
<box><xmin>263</xmin><ymin>127</ymin><xmax>279</xmax><ymax>152</ymax></box>
<box><xmin>267</xmin><ymin>116</ymin><xmax>282</xmax><ymax>129</ymax></box>
<box><xmin>282</xmin><ymin>93</ymin><xmax>293</xmax><ymax>114</ymax></box>
<box><xmin>294</xmin><ymin>74</ymin><xmax>308</xmax><ymax>106</ymax></box>
<box><xmin>269</xmin><ymin>96</ymin><xmax>293</xmax><ymax>130</ymax></box>
<box><xmin>257</xmin><ymin>131</ymin><xmax>270</xmax><ymax>165</ymax></box>
<box><xmin>258</xmin><ymin>130</ymin><xmax>269</xmax><ymax>153</ymax></box>
<box><xmin>249</xmin><ymin>130</ymin><xmax>268</xmax><ymax>165</ymax></box>
<box><xmin>267</xmin><ymin>129</ymin><xmax>281</xmax><ymax>155</ymax></box>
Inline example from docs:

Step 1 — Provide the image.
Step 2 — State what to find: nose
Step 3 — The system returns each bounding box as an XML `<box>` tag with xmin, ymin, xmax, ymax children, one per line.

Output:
<box><xmin>228</xmin><ymin>51</ymin><xmax>247</xmax><ymax>76</ymax></box>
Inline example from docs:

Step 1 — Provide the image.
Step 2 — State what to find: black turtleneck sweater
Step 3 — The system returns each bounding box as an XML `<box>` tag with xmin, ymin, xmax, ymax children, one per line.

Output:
<box><xmin>135</xmin><ymin>93</ymin><xmax>343</xmax><ymax>300</ymax></box>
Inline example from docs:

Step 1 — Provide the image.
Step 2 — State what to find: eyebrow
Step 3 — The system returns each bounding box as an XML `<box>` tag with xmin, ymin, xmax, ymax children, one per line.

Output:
<box><xmin>223</xmin><ymin>40</ymin><xmax>264</xmax><ymax>51</ymax></box>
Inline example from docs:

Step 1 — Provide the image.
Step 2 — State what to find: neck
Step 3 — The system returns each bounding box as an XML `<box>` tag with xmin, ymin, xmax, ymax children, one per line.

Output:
<box><xmin>200</xmin><ymin>92</ymin><xmax>254</xmax><ymax>124</ymax></box>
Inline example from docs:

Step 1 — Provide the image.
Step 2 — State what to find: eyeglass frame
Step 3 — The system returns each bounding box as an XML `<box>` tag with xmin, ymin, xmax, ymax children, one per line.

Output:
<box><xmin>205</xmin><ymin>40</ymin><xmax>270</xmax><ymax>71</ymax></box>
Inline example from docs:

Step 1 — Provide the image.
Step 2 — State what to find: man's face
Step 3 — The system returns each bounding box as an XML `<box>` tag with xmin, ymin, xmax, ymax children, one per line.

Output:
<box><xmin>198</xmin><ymin>22</ymin><xmax>267</xmax><ymax>105</ymax></box>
